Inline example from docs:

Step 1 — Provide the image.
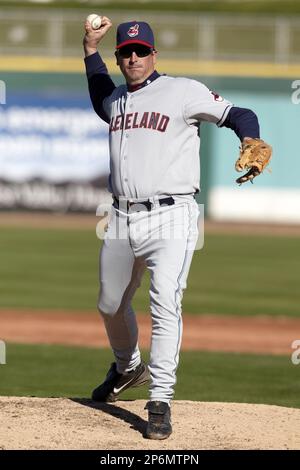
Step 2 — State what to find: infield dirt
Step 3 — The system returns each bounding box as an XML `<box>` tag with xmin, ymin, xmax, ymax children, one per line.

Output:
<box><xmin>0</xmin><ymin>397</ymin><xmax>299</xmax><ymax>450</ymax></box>
<box><xmin>0</xmin><ymin>309</ymin><xmax>298</xmax><ymax>355</ymax></box>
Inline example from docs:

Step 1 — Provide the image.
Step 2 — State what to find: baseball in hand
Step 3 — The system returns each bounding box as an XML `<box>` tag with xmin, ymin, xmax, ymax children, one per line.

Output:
<box><xmin>86</xmin><ymin>14</ymin><xmax>102</xmax><ymax>30</ymax></box>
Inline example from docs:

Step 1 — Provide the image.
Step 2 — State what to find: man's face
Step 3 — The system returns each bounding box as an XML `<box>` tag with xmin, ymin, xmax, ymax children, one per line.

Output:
<box><xmin>116</xmin><ymin>44</ymin><xmax>157</xmax><ymax>85</ymax></box>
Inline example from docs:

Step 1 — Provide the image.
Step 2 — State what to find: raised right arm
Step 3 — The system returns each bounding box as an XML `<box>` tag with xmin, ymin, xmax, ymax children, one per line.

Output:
<box><xmin>83</xmin><ymin>16</ymin><xmax>116</xmax><ymax>123</ymax></box>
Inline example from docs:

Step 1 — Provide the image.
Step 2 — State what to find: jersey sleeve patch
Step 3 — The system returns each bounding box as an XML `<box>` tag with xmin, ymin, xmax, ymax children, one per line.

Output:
<box><xmin>210</xmin><ymin>91</ymin><xmax>224</xmax><ymax>102</ymax></box>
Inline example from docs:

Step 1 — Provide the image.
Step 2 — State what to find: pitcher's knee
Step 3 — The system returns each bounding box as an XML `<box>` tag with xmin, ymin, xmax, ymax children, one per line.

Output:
<box><xmin>97</xmin><ymin>296</ymin><xmax>120</xmax><ymax>318</ymax></box>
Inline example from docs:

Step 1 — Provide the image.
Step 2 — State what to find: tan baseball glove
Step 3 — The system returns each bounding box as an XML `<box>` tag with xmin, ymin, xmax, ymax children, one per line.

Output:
<box><xmin>235</xmin><ymin>137</ymin><xmax>272</xmax><ymax>185</ymax></box>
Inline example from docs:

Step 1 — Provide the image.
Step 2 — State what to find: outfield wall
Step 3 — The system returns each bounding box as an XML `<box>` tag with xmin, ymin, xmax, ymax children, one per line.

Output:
<box><xmin>199</xmin><ymin>76</ymin><xmax>299</xmax><ymax>223</ymax></box>
<box><xmin>0</xmin><ymin>62</ymin><xmax>298</xmax><ymax>221</ymax></box>
<box><xmin>0</xmin><ymin>70</ymin><xmax>112</xmax><ymax>211</ymax></box>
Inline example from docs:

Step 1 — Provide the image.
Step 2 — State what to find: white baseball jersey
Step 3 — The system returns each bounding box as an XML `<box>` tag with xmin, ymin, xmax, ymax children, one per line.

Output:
<box><xmin>102</xmin><ymin>75</ymin><xmax>233</xmax><ymax>198</ymax></box>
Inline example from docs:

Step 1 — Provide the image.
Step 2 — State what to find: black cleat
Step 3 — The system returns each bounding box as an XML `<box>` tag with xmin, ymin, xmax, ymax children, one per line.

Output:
<box><xmin>145</xmin><ymin>401</ymin><xmax>172</xmax><ymax>440</ymax></box>
<box><xmin>91</xmin><ymin>361</ymin><xmax>150</xmax><ymax>403</ymax></box>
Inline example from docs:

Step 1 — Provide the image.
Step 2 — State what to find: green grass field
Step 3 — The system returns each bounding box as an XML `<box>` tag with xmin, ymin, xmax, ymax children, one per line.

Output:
<box><xmin>0</xmin><ymin>343</ymin><xmax>299</xmax><ymax>408</ymax></box>
<box><xmin>0</xmin><ymin>225</ymin><xmax>299</xmax><ymax>406</ymax></box>
<box><xmin>0</xmin><ymin>226</ymin><xmax>299</xmax><ymax>316</ymax></box>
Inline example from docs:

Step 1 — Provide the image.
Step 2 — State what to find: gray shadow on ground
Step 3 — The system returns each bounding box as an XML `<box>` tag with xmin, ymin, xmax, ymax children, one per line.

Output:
<box><xmin>70</xmin><ymin>398</ymin><xmax>148</xmax><ymax>438</ymax></box>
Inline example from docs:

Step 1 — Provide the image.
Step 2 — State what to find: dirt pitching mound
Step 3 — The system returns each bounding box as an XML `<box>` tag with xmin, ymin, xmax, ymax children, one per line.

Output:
<box><xmin>0</xmin><ymin>397</ymin><xmax>299</xmax><ymax>450</ymax></box>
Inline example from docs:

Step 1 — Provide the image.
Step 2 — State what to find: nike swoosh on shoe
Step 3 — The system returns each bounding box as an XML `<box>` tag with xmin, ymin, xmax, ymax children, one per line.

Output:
<box><xmin>113</xmin><ymin>376</ymin><xmax>137</xmax><ymax>395</ymax></box>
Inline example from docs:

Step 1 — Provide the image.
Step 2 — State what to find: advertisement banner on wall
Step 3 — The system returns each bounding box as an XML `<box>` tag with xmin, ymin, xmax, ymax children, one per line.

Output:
<box><xmin>0</xmin><ymin>87</ymin><xmax>111</xmax><ymax>212</ymax></box>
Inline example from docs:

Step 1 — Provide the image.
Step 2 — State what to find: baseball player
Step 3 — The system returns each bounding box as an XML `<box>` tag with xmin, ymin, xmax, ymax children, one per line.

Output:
<box><xmin>83</xmin><ymin>17</ymin><xmax>271</xmax><ymax>440</ymax></box>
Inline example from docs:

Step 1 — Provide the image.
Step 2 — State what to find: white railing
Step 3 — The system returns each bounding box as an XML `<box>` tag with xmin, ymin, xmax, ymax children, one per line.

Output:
<box><xmin>0</xmin><ymin>8</ymin><xmax>299</xmax><ymax>63</ymax></box>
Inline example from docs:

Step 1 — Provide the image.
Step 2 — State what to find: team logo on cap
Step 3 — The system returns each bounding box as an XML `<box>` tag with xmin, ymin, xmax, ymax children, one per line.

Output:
<box><xmin>210</xmin><ymin>91</ymin><xmax>224</xmax><ymax>102</ymax></box>
<box><xmin>127</xmin><ymin>24</ymin><xmax>139</xmax><ymax>37</ymax></box>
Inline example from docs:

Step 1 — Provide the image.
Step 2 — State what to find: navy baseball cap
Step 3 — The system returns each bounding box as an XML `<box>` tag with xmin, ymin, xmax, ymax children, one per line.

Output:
<box><xmin>116</xmin><ymin>21</ymin><xmax>155</xmax><ymax>49</ymax></box>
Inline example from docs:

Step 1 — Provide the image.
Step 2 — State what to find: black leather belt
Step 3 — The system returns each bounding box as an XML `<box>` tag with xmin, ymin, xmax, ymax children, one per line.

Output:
<box><xmin>113</xmin><ymin>196</ymin><xmax>175</xmax><ymax>212</ymax></box>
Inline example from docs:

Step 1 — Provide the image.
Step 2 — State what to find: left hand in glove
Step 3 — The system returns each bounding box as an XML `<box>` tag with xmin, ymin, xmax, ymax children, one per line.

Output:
<box><xmin>235</xmin><ymin>137</ymin><xmax>272</xmax><ymax>185</ymax></box>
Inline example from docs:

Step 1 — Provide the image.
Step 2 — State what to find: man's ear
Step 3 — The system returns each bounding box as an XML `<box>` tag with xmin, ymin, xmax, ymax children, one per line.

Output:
<box><xmin>115</xmin><ymin>50</ymin><xmax>120</xmax><ymax>66</ymax></box>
